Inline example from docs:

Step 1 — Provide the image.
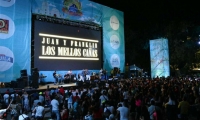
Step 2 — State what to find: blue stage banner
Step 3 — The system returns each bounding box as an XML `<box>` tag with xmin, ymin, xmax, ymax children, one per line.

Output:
<box><xmin>0</xmin><ymin>0</ymin><xmax>31</xmax><ymax>82</ymax></box>
<box><xmin>150</xmin><ymin>38</ymin><xmax>170</xmax><ymax>78</ymax></box>
<box><xmin>31</xmin><ymin>0</ymin><xmax>125</xmax><ymax>76</ymax></box>
<box><xmin>102</xmin><ymin>7</ymin><xmax>125</xmax><ymax>73</ymax></box>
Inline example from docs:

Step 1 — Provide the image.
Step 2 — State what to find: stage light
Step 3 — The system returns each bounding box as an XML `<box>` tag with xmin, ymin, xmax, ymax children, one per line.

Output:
<box><xmin>39</xmin><ymin>56</ymin><xmax>99</xmax><ymax>60</ymax></box>
<box><xmin>39</xmin><ymin>33</ymin><xmax>99</xmax><ymax>42</ymax></box>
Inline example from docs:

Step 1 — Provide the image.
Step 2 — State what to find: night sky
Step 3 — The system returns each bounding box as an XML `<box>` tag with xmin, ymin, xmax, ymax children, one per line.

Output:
<box><xmin>91</xmin><ymin>0</ymin><xmax>200</xmax><ymax>31</ymax></box>
<box><xmin>91</xmin><ymin>0</ymin><xmax>200</xmax><ymax>72</ymax></box>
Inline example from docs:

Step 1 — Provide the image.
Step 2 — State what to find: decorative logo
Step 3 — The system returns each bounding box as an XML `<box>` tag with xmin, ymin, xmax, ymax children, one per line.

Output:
<box><xmin>110</xmin><ymin>35</ymin><xmax>120</xmax><ymax>49</ymax></box>
<box><xmin>0</xmin><ymin>19</ymin><xmax>9</xmax><ymax>34</ymax></box>
<box><xmin>0</xmin><ymin>46</ymin><xmax>14</xmax><ymax>72</ymax></box>
<box><xmin>0</xmin><ymin>0</ymin><xmax>15</xmax><ymax>7</ymax></box>
<box><xmin>62</xmin><ymin>0</ymin><xmax>82</xmax><ymax>16</ymax></box>
<box><xmin>110</xmin><ymin>15</ymin><xmax>119</xmax><ymax>30</ymax></box>
<box><xmin>110</xmin><ymin>54</ymin><xmax>120</xmax><ymax>68</ymax></box>
<box><xmin>0</xmin><ymin>14</ymin><xmax>15</xmax><ymax>39</ymax></box>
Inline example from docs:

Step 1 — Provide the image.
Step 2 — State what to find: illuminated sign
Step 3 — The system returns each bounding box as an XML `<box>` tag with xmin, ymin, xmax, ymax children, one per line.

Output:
<box><xmin>39</xmin><ymin>33</ymin><xmax>99</xmax><ymax>60</ymax></box>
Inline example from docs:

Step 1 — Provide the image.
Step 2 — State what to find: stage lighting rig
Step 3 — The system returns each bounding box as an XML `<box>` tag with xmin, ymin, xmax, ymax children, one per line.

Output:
<box><xmin>33</xmin><ymin>14</ymin><xmax>101</xmax><ymax>31</ymax></box>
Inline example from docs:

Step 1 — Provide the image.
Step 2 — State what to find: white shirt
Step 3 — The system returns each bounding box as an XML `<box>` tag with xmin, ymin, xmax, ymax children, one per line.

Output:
<box><xmin>11</xmin><ymin>94</ymin><xmax>18</xmax><ymax>99</ymax></box>
<box><xmin>3</xmin><ymin>94</ymin><xmax>9</xmax><ymax>103</ymax></box>
<box><xmin>99</xmin><ymin>95</ymin><xmax>108</xmax><ymax>104</ymax></box>
<box><xmin>117</xmin><ymin>106</ymin><xmax>129</xmax><ymax>120</ymax></box>
<box><xmin>18</xmin><ymin>114</ymin><xmax>29</xmax><ymax>120</ymax></box>
<box><xmin>39</xmin><ymin>95</ymin><xmax>44</xmax><ymax>102</ymax></box>
<box><xmin>123</xmin><ymin>91</ymin><xmax>129</xmax><ymax>100</ymax></box>
<box><xmin>104</xmin><ymin>106</ymin><xmax>114</xmax><ymax>114</ymax></box>
<box><xmin>35</xmin><ymin>106</ymin><xmax>44</xmax><ymax>117</ymax></box>
<box><xmin>72</xmin><ymin>91</ymin><xmax>76</xmax><ymax>96</ymax></box>
<box><xmin>68</xmin><ymin>95</ymin><xmax>73</xmax><ymax>103</ymax></box>
<box><xmin>51</xmin><ymin>99</ymin><xmax>59</xmax><ymax>110</ymax></box>
<box><xmin>84</xmin><ymin>115</ymin><xmax>93</xmax><ymax>120</ymax></box>
<box><xmin>166</xmin><ymin>98</ymin><xmax>175</xmax><ymax>105</ymax></box>
<box><xmin>0</xmin><ymin>109</ymin><xmax>6</xmax><ymax>117</ymax></box>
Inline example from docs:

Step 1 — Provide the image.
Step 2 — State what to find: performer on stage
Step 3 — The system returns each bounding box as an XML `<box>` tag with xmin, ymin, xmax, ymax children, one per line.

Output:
<box><xmin>77</xmin><ymin>74</ymin><xmax>84</xmax><ymax>82</ymax></box>
<box><xmin>85</xmin><ymin>69</ymin><xmax>90</xmax><ymax>80</ymax></box>
<box><xmin>68</xmin><ymin>69</ymin><xmax>73</xmax><ymax>82</ymax></box>
<box><xmin>64</xmin><ymin>72</ymin><xmax>70</xmax><ymax>83</ymax></box>
<box><xmin>53</xmin><ymin>71</ymin><xmax>58</xmax><ymax>85</ymax></box>
<box><xmin>82</xmin><ymin>69</ymin><xmax>86</xmax><ymax>79</ymax></box>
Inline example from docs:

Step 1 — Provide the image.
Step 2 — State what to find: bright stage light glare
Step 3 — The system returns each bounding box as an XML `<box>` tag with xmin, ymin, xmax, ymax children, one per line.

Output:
<box><xmin>39</xmin><ymin>56</ymin><xmax>99</xmax><ymax>60</ymax></box>
<box><xmin>39</xmin><ymin>33</ymin><xmax>99</xmax><ymax>42</ymax></box>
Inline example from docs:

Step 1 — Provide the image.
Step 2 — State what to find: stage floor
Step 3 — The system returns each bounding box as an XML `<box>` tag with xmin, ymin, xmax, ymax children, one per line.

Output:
<box><xmin>37</xmin><ymin>82</ymin><xmax>77</xmax><ymax>90</ymax></box>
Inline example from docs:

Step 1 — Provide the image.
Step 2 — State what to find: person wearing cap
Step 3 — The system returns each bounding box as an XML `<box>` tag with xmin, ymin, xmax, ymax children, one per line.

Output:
<box><xmin>38</xmin><ymin>92</ymin><xmax>44</xmax><ymax>105</ymax></box>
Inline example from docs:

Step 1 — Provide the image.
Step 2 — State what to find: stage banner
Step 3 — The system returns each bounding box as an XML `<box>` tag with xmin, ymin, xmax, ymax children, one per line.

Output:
<box><xmin>102</xmin><ymin>7</ymin><xmax>125</xmax><ymax>73</ymax></box>
<box><xmin>31</xmin><ymin>0</ymin><xmax>125</xmax><ymax>74</ymax></box>
<box><xmin>0</xmin><ymin>0</ymin><xmax>31</xmax><ymax>82</ymax></box>
<box><xmin>150</xmin><ymin>38</ymin><xmax>170</xmax><ymax>78</ymax></box>
<box><xmin>31</xmin><ymin>0</ymin><xmax>103</xmax><ymax>25</ymax></box>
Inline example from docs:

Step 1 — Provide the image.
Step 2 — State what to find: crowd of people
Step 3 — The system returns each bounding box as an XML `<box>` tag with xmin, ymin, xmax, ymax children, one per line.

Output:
<box><xmin>0</xmin><ymin>77</ymin><xmax>200</xmax><ymax>120</ymax></box>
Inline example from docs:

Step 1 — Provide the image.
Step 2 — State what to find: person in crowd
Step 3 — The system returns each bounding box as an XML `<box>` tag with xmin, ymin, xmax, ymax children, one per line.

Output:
<box><xmin>148</xmin><ymin>100</ymin><xmax>156</xmax><ymax>120</ymax></box>
<box><xmin>116</xmin><ymin>102</ymin><xmax>129</xmax><ymax>120</ymax></box>
<box><xmin>51</xmin><ymin>94</ymin><xmax>60</xmax><ymax>120</ymax></box>
<box><xmin>32</xmin><ymin>96</ymin><xmax>42</xmax><ymax>110</ymax></box>
<box><xmin>38</xmin><ymin>92</ymin><xmax>44</xmax><ymax>105</ymax></box>
<box><xmin>10</xmin><ymin>100</ymin><xmax>20</xmax><ymax>120</ymax></box>
<box><xmin>99</xmin><ymin>91</ymin><xmax>109</xmax><ymax>106</ymax></box>
<box><xmin>84</xmin><ymin>111</ymin><xmax>93</xmax><ymax>120</ymax></box>
<box><xmin>92</xmin><ymin>104</ymin><xmax>103</xmax><ymax>120</ymax></box>
<box><xmin>67</xmin><ymin>92</ymin><xmax>73</xmax><ymax>110</ymax></box>
<box><xmin>135</xmin><ymin>95</ymin><xmax>142</xmax><ymax>120</ymax></box>
<box><xmin>60</xmin><ymin>104</ymin><xmax>68</xmax><ymax>120</ymax></box>
<box><xmin>59</xmin><ymin>86</ymin><xmax>65</xmax><ymax>96</ymax></box>
<box><xmin>3</xmin><ymin>91</ymin><xmax>10</xmax><ymax>107</ymax></box>
<box><xmin>73</xmin><ymin>99</ymin><xmax>80</xmax><ymax>119</ymax></box>
<box><xmin>18</xmin><ymin>110</ymin><xmax>30</xmax><ymax>120</ymax></box>
<box><xmin>103</xmin><ymin>101</ymin><xmax>114</xmax><ymax>119</ymax></box>
<box><xmin>32</xmin><ymin>102</ymin><xmax>44</xmax><ymax>120</ymax></box>
<box><xmin>0</xmin><ymin>99</ymin><xmax>12</xmax><ymax>119</ymax></box>
<box><xmin>178</xmin><ymin>96</ymin><xmax>190</xmax><ymax>120</ymax></box>
<box><xmin>44</xmin><ymin>87</ymin><xmax>51</xmax><ymax>106</ymax></box>
<box><xmin>11</xmin><ymin>91</ymin><xmax>18</xmax><ymax>101</ymax></box>
<box><xmin>22</xmin><ymin>91</ymin><xmax>30</xmax><ymax>111</ymax></box>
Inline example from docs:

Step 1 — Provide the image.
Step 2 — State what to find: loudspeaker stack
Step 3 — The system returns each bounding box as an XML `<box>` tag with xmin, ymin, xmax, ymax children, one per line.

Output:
<box><xmin>20</xmin><ymin>69</ymin><xmax>28</xmax><ymax>87</ymax></box>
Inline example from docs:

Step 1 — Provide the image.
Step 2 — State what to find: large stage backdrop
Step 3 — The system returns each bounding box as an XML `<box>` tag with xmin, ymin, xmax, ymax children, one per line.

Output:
<box><xmin>0</xmin><ymin>0</ymin><xmax>124</xmax><ymax>82</ymax></box>
<box><xmin>150</xmin><ymin>38</ymin><xmax>170</xmax><ymax>78</ymax></box>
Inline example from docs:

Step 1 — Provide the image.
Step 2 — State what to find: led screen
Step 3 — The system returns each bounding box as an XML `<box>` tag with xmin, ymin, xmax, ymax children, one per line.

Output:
<box><xmin>34</xmin><ymin>20</ymin><xmax>102</xmax><ymax>70</ymax></box>
<box><xmin>150</xmin><ymin>38</ymin><xmax>170</xmax><ymax>78</ymax></box>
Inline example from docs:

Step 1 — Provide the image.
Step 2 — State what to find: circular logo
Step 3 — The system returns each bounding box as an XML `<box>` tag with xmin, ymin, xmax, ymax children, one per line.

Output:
<box><xmin>0</xmin><ymin>14</ymin><xmax>15</xmax><ymax>39</ymax></box>
<box><xmin>0</xmin><ymin>46</ymin><xmax>14</xmax><ymax>72</ymax></box>
<box><xmin>110</xmin><ymin>54</ymin><xmax>120</xmax><ymax>68</ymax></box>
<box><xmin>110</xmin><ymin>15</ymin><xmax>119</xmax><ymax>30</ymax></box>
<box><xmin>0</xmin><ymin>0</ymin><xmax>16</xmax><ymax>7</ymax></box>
<box><xmin>110</xmin><ymin>35</ymin><xmax>120</xmax><ymax>49</ymax></box>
